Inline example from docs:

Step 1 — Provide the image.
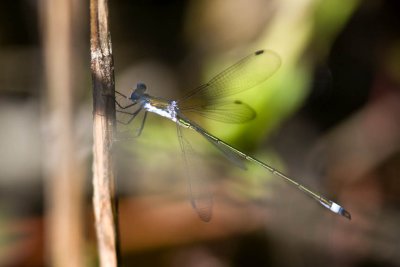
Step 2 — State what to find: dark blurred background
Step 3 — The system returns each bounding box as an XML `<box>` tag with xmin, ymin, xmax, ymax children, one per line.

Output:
<box><xmin>1</xmin><ymin>0</ymin><xmax>400</xmax><ymax>266</ymax></box>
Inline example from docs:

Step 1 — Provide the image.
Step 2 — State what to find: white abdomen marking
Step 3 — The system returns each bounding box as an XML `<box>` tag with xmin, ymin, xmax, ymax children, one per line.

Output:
<box><xmin>144</xmin><ymin>102</ymin><xmax>177</xmax><ymax>122</ymax></box>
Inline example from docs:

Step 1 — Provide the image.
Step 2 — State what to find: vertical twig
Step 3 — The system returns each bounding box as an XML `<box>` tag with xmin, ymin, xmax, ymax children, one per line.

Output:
<box><xmin>90</xmin><ymin>0</ymin><xmax>120</xmax><ymax>266</ymax></box>
<box><xmin>41</xmin><ymin>0</ymin><xmax>85</xmax><ymax>266</ymax></box>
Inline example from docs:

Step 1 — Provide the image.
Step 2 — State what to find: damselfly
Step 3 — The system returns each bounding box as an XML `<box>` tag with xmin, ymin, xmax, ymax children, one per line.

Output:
<box><xmin>115</xmin><ymin>50</ymin><xmax>351</xmax><ymax>222</ymax></box>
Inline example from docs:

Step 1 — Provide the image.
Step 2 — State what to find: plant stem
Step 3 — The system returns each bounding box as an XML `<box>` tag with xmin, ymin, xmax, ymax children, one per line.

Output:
<box><xmin>90</xmin><ymin>0</ymin><xmax>120</xmax><ymax>266</ymax></box>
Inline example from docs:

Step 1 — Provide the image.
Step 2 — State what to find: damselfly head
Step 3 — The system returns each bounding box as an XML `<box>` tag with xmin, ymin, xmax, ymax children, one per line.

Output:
<box><xmin>130</xmin><ymin>83</ymin><xmax>147</xmax><ymax>101</ymax></box>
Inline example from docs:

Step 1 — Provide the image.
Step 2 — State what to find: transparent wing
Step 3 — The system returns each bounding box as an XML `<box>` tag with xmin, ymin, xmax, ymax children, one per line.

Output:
<box><xmin>178</xmin><ymin>50</ymin><xmax>281</xmax><ymax>103</ymax></box>
<box><xmin>177</xmin><ymin>124</ymin><xmax>214</xmax><ymax>222</ymax></box>
<box><xmin>181</xmin><ymin>100</ymin><xmax>256</xmax><ymax>124</ymax></box>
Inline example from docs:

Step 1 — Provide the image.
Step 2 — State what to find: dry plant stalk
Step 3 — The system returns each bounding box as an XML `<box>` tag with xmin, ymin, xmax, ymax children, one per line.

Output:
<box><xmin>90</xmin><ymin>0</ymin><xmax>120</xmax><ymax>266</ymax></box>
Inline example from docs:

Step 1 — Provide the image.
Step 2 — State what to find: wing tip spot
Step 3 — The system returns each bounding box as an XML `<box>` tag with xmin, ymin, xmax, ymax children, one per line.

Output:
<box><xmin>255</xmin><ymin>50</ymin><xmax>265</xmax><ymax>55</ymax></box>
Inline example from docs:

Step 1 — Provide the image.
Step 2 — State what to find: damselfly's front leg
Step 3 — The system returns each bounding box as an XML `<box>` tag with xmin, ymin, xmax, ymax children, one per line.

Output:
<box><xmin>115</xmin><ymin>91</ymin><xmax>137</xmax><ymax>109</ymax></box>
